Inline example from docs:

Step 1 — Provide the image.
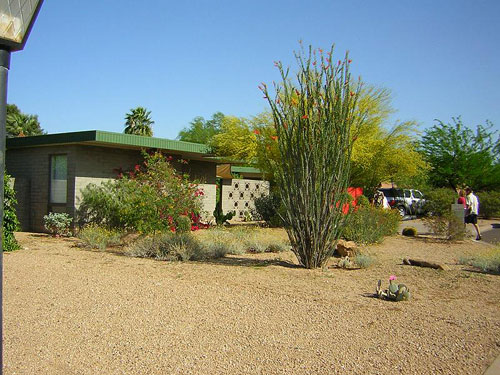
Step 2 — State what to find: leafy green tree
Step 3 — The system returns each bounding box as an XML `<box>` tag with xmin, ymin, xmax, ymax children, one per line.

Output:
<box><xmin>252</xmin><ymin>86</ymin><xmax>428</xmax><ymax>191</ymax></box>
<box><xmin>210</xmin><ymin>116</ymin><xmax>258</xmax><ymax>161</ymax></box>
<box><xmin>3</xmin><ymin>173</ymin><xmax>20</xmax><ymax>251</ymax></box>
<box><xmin>349</xmin><ymin>86</ymin><xmax>429</xmax><ymax>195</ymax></box>
<box><xmin>124</xmin><ymin>107</ymin><xmax>154</xmax><ymax>136</ymax></box>
<box><xmin>177</xmin><ymin>112</ymin><xmax>224</xmax><ymax>144</ymax></box>
<box><xmin>6</xmin><ymin>104</ymin><xmax>44</xmax><ymax>137</ymax></box>
<box><xmin>261</xmin><ymin>45</ymin><xmax>365</xmax><ymax>269</ymax></box>
<box><xmin>418</xmin><ymin>117</ymin><xmax>499</xmax><ymax>191</ymax></box>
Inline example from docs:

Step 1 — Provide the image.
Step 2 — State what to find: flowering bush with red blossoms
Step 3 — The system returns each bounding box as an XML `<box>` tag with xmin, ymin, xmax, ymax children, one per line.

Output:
<box><xmin>78</xmin><ymin>151</ymin><xmax>205</xmax><ymax>234</ymax></box>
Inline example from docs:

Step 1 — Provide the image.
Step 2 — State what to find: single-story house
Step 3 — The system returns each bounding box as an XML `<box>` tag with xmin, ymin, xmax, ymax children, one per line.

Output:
<box><xmin>6</xmin><ymin>130</ymin><xmax>218</xmax><ymax>232</ymax></box>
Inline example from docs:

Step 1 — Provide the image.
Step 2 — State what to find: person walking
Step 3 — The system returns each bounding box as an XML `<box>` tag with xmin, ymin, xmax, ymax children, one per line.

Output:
<box><xmin>465</xmin><ymin>187</ymin><xmax>481</xmax><ymax>241</ymax></box>
<box><xmin>457</xmin><ymin>189</ymin><xmax>466</xmax><ymax>207</ymax></box>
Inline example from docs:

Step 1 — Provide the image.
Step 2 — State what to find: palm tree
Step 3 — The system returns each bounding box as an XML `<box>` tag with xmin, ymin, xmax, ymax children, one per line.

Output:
<box><xmin>6</xmin><ymin>112</ymin><xmax>44</xmax><ymax>137</ymax></box>
<box><xmin>124</xmin><ymin>107</ymin><xmax>154</xmax><ymax>136</ymax></box>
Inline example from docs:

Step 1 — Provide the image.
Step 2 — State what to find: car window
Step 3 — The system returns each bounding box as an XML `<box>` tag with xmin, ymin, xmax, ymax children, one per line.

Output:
<box><xmin>379</xmin><ymin>188</ymin><xmax>392</xmax><ymax>197</ymax></box>
<box><xmin>404</xmin><ymin>190</ymin><xmax>411</xmax><ymax>198</ymax></box>
<box><xmin>413</xmin><ymin>190</ymin><xmax>423</xmax><ymax>199</ymax></box>
<box><xmin>393</xmin><ymin>189</ymin><xmax>403</xmax><ymax>197</ymax></box>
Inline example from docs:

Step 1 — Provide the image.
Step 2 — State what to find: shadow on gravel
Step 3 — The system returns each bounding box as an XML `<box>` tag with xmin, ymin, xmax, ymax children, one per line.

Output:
<box><xmin>463</xmin><ymin>268</ymin><xmax>500</xmax><ymax>276</ymax></box>
<box><xmin>403</xmin><ymin>236</ymin><xmax>460</xmax><ymax>244</ymax></box>
<box><xmin>200</xmin><ymin>256</ymin><xmax>302</xmax><ymax>269</ymax></box>
<box><xmin>361</xmin><ymin>292</ymin><xmax>378</xmax><ymax>299</ymax></box>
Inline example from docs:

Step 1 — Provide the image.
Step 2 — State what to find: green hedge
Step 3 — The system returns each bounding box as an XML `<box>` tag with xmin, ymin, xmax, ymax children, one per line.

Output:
<box><xmin>422</xmin><ymin>188</ymin><xmax>457</xmax><ymax>216</ymax></box>
<box><xmin>477</xmin><ymin>191</ymin><xmax>500</xmax><ymax>219</ymax></box>
<box><xmin>3</xmin><ymin>174</ymin><xmax>20</xmax><ymax>251</ymax></box>
<box><xmin>342</xmin><ymin>206</ymin><xmax>401</xmax><ymax>244</ymax></box>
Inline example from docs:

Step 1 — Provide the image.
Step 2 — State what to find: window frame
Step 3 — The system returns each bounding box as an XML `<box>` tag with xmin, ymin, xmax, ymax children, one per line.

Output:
<box><xmin>49</xmin><ymin>154</ymin><xmax>68</xmax><ymax>206</ymax></box>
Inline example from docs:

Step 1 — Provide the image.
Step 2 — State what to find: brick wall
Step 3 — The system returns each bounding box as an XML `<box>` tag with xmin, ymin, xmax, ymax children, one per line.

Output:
<box><xmin>6</xmin><ymin>145</ymin><xmax>80</xmax><ymax>232</ymax></box>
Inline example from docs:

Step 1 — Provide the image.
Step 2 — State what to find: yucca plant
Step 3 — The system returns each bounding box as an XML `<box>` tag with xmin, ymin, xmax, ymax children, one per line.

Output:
<box><xmin>261</xmin><ymin>45</ymin><xmax>365</xmax><ymax>268</ymax></box>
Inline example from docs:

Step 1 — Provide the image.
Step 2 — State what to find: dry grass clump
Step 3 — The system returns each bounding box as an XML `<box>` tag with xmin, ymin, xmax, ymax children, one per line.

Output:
<box><xmin>459</xmin><ymin>247</ymin><xmax>500</xmax><ymax>274</ymax></box>
<box><xmin>197</xmin><ymin>227</ymin><xmax>290</xmax><ymax>254</ymax></box>
<box><xmin>77</xmin><ymin>224</ymin><xmax>123</xmax><ymax>250</ymax></box>
<box><xmin>127</xmin><ymin>233</ymin><xmax>227</xmax><ymax>261</ymax></box>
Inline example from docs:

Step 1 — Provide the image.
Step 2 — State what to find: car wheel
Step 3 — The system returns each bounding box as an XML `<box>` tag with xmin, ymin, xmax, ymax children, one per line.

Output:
<box><xmin>397</xmin><ymin>206</ymin><xmax>406</xmax><ymax>217</ymax></box>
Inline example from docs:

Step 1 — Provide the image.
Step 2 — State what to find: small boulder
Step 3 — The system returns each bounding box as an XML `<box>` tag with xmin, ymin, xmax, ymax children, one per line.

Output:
<box><xmin>335</xmin><ymin>239</ymin><xmax>358</xmax><ymax>257</ymax></box>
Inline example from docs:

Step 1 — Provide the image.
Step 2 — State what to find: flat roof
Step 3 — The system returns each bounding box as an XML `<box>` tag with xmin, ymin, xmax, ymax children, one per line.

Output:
<box><xmin>231</xmin><ymin>166</ymin><xmax>262</xmax><ymax>174</ymax></box>
<box><xmin>6</xmin><ymin>130</ymin><xmax>213</xmax><ymax>159</ymax></box>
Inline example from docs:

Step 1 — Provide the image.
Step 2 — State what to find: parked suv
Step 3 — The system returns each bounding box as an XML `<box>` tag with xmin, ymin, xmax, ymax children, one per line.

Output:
<box><xmin>378</xmin><ymin>188</ymin><xmax>425</xmax><ymax>217</ymax></box>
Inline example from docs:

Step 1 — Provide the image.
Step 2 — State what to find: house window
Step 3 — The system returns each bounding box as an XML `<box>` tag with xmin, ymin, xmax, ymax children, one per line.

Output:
<box><xmin>50</xmin><ymin>155</ymin><xmax>67</xmax><ymax>204</ymax></box>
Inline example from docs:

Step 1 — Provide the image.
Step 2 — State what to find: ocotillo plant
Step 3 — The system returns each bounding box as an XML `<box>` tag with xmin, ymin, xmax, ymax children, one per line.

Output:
<box><xmin>260</xmin><ymin>45</ymin><xmax>364</xmax><ymax>268</ymax></box>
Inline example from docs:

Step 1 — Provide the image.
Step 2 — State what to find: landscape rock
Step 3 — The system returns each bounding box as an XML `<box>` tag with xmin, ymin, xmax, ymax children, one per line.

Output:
<box><xmin>335</xmin><ymin>239</ymin><xmax>358</xmax><ymax>257</ymax></box>
<box><xmin>403</xmin><ymin>257</ymin><xmax>451</xmax><ymax>271</ymax></box>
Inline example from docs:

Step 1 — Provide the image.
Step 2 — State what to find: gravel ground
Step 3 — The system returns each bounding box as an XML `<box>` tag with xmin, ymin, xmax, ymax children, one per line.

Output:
<box><xmin>4</xmin><ymin>231</ymin><xmax>500</xmax><ymax>375</ymax></box>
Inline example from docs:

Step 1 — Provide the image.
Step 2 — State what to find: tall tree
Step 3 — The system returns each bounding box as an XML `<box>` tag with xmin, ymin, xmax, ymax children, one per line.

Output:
<box><xmin>177</xmin><ymin>112</ymin><xmax>224</xmax><ymax>144</ymax></box>
<box><xmin>418</xmin><ymin>117</ymin><xmax>499</xmax><ymax>191</ymax></box>
<box><xmin>261</xmin><ymin>45</ymin><xmax>365</xmax><ymax>269</ymax></box>
<box><xmin>6</xmin><ymin>104</ymin><xmax>44</xmax><ymax>137</ymax></box>
<box><xmin>349</xmin><ymin>86</ymin><xmax>429</xmax><ymax>195</ymax></box>
<box><xmin>210</xmin><ymin>116</ymin><xmax>258</xmax><ymax>161</ymax></box>
<box><xmin>124</xmin><ymin>107</ymin><xmax>154</xmax><ymax>136</ymax></box>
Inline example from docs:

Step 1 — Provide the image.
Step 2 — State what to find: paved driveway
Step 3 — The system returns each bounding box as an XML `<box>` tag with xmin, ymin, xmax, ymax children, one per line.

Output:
<box><xmin>399</xmin><ymin>218</ymin><xmax>500</xmax><ymax>244</ymax></box>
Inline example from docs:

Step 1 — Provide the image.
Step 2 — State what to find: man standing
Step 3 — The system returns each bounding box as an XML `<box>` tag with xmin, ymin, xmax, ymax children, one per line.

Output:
<box><xmin>465</xmin><ymin>187</ymin><xmax>481</xmax><ymax>241</ymax></box>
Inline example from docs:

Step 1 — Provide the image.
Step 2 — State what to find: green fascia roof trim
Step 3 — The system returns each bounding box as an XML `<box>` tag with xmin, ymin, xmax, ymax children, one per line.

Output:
<box><xmin>6</xmin><ymin>130</ymin><xmax>210</xmax><ymax>155</ymax></box>
<box><xmin>231</xmin><ymin>166</ymin><xmax>262</xmax><ymax>174</ymax></box>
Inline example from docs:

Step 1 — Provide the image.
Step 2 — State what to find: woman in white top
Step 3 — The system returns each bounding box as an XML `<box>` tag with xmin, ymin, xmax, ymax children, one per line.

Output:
<box><xmin>465</xmin><ymin>187</ymin><xmax>481</xmax><ymax>241</ymax></box>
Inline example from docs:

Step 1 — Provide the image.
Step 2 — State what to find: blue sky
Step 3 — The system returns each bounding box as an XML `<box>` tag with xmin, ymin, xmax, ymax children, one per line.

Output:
<box><xmin>8</xmin><ymin>0</ymin><xmax>500</xmax><ymax>139</ymax></box>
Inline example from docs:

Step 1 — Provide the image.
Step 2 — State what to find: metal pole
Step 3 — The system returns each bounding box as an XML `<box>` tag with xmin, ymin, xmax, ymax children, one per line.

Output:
<box><xmin>0</xmin><ymin>46</ymin><xmax>11</xmax><ymax>375</ymax></box>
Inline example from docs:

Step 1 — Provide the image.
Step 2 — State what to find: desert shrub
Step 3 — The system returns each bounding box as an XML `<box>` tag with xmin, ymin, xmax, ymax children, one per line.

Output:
<box><xmin>199</xmin><ymin>227</ymin><xmax>246</xmax><ymax>255</ymax></box>
<box><xmin>246</xmin><ymin>241</ymin><xmax>268</xmax><ymax>253</ymax></box>
<box><xmin>253</xmin><ymin>193</ymin><xmax>284</xmax><ymax>227</ymax></box>
<box><xmin>3</xmin><ymin>174</ymin><xmax>20</xmax><ymax>251</ymax></box>
<box><xmin>43</xmin><ymin>212</ymin><xmax>72</xmax><ymax>236</ymax></box>
<box><xmin>354</xmin><ymin>253</ymin><xmax>375</xmax><ymax>268</ymax></box>
<box><xmin>78</xmin><ymin>224</ymin><xmax>122</xmax><ymax>250</ymax></box>
<box><xmin>459</xmin><ymin>249</ymin><xmax>500</xmax><ymax>274</ymax></box>
<box><xmin>402</xmin><ymin>227</ymin><xmax>418</xmax><ymax>237</ymax></box>
<box><xmin>242</xmin><ymin>210</ymin><xmax>253</xmax><ymax>222</ymax></box>
<box><xmin>357</xmin><ymin>195</ymin><xmax>370</xmax><ymax>207</ymax></box>
<box><xmin>337</xmin><ymin>256</ymin><xmax>353</xmax><ymax>269</ymax></box>
<box><xmin>78</xmin><ymin>151</ymin><xmax>203</xmax><ymax>233</ymax></box>
<box><xmin>77</xmin><ymin>181</ymin><xmax>125</xmax><ymax>228</ymax></box>
<box><xmin>213</xmin><ymin>208</ymin><xmax>235</xmax><ymax>225</ymax></box>
<box><xmin>155</xmin><ymin>233</ymin><xmax>203</xmax><ymax>261</ymax></box>
<box><xmin>198</xmin><ymin>227</ymin><xmax>289</xmax><ymax>255</ymax></box>
<box><xmin>203</xmin><ymin>242</ymin><xmax>230</xmax><ymax>258</ymax></box>
<box><xmin>176</xmin><ymin>215</ymin><xmax>192</xmax><ymax>233</ymax></box>
<box><xmin>477</xmin><ymin>191</ymin><xmax>500</xmax><ymax>219</ymax></box>
<box><xmin>127</xmin><ymin>236</ymin><xmax>158</xmax><ymax>258</ymax></box>
<box><xmin>127</xmin><ymin>233</ymin><xmax>226</xmax><ymax>261</ymax></box>
<box><xmin>343</xmin><ymin>206</ymin><xmax>401</xmax><ymax>244</ymax></box>
<box><xmin>423</xmin><ymin>188</ymin><xmax>457</xmax><ymax>216</ymax></box>
<box><xmin>422</xmin><ymin>213</ymin><xmax>466</xmax><ymax>241</ymax></box>
<box><xmin>266</xmin><ymin>242</ymin><xmax>288</xmax><ymax>253</ymax></box>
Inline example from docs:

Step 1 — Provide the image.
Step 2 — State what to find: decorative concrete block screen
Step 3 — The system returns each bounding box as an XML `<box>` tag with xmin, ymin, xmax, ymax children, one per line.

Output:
<box><xmin>221</xmin><ymin>179</ymin><xmax>270</xmax><ymax>220</ymax></box>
